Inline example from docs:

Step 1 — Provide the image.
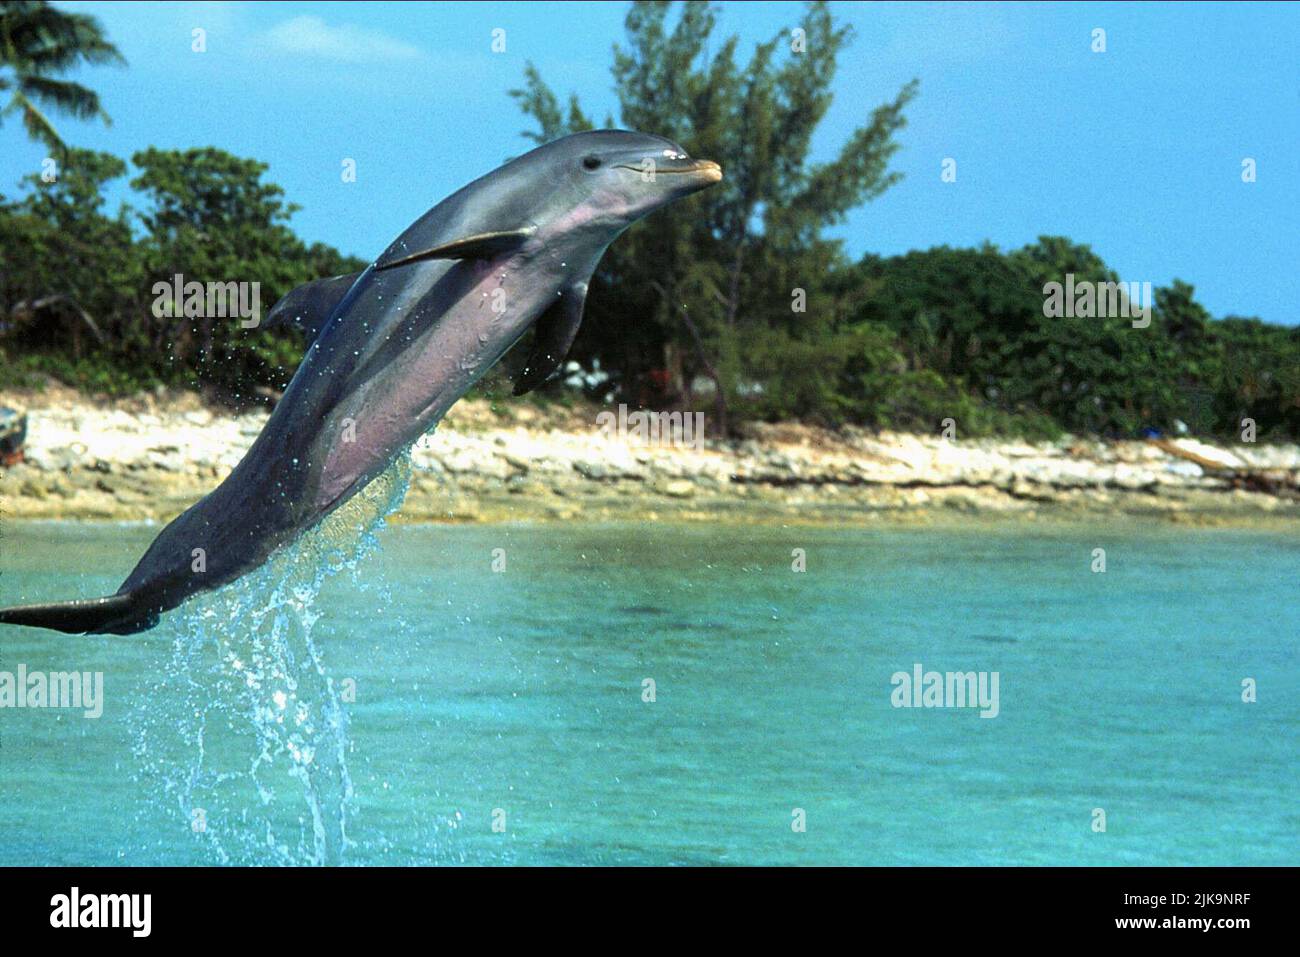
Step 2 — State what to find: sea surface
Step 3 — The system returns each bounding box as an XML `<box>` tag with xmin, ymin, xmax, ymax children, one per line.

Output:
<box><xmin>0</xmin><ymin>510</ymin><xmax>1296</xmax><ymax>865</ymax></box>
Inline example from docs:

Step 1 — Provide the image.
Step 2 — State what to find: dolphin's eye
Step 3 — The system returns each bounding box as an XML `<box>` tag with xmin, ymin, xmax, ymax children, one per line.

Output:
<box><xmin>582</xmin><ymin>155</ymin><xmax>602</xmax><ymax>171</ymax></box>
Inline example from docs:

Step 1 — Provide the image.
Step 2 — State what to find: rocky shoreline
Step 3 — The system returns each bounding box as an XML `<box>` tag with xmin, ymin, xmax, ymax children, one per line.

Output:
<box><xmin>2</xmin><ymin>386</ymin><xmax>1299</xmax><ymax>526</ymax></box>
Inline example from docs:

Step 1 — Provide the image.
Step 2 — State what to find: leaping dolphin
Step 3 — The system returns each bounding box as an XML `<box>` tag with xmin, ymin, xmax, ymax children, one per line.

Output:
<box><xmin>0</xmin><ymin>130</ymin><xmax>722</xmax><ymax>635</ymax></box>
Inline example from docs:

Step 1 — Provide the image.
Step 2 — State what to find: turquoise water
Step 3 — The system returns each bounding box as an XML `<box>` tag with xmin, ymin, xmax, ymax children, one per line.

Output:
<box><xmin>0</xmin><ymin>513</ymin><xmax>1296</xmax><ymax>865</ymax></box>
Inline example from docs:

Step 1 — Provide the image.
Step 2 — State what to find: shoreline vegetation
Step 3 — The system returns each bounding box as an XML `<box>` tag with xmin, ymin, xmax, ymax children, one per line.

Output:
<box><xmin>3</xmin><ymin>385</ymin><xmax>1297</xmax><ymax>527</ymax></box>
<box><xmin>4</xmin><ymin>1</ymin><xmax>1298</xmax><ymax>537</ymax></box>
<box><xmin>6</xmin><ymin>4</ymin><xmax>1300</xmax><ymax>468</ymax></box>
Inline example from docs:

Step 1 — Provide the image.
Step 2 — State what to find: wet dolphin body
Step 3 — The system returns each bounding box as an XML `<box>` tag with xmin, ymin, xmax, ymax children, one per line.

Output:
<box><xmin>0</xmin><ymin>130</ymin><xmax>722</xmax><ymax>635</ymax></box>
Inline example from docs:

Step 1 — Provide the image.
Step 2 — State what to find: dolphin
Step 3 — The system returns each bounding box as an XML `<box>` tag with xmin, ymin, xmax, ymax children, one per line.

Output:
<box><xmin>0</xmin><ymin>130</ymin><xmax>722</xmax><ymax>635</ymax></box>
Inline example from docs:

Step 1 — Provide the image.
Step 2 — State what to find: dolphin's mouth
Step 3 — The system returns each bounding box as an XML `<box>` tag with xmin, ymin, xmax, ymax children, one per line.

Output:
<box><xmin>616</xmin><ymin>158</ymin><xmax>723</xmax><ymax>184</ymax></box>
<box><xmin>684</xmin><ymin>159</ymin><xmax>723</xmax><ymax>183</ymax></box>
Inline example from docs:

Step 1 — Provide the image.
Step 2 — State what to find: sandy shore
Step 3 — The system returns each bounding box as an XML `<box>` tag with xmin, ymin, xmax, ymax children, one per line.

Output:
<box><xmin>2</xmin><ymin>385</ymin><xmax>1298</xmax><ymax>526</ymax></box>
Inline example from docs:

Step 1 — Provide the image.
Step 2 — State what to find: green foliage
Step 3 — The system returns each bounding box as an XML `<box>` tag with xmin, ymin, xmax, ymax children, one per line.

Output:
<box><xmin>498</xmin><ymin>0</ymin><xmax>1299</xmax><ymax>440</ymax></box>
<box><xmin>512</xmin><ymin>0</ymin><xmax>917</xmax><ymax>433</ymax></box>
<box><xmin>1201</xmin><ymin>317</ymin><xmax>1300</xmax><ymax>441</ymax></box>
<box><xmin>1</xmin><ymin>0</ymin><xmax>1294</xmax><ymax>444</ymax></box>
<box><xmin>0</xmin><ymin>0</ymin><xmax>124</xmax><ymax>152</ymax></box>
<box><xmin>0</xmin><ymin>346</ymin><xmax>157</xmax><ymax>395</ymax></box>
<box><xmin>0</xmin><ymin>145</ymin><xmax>365</xmax><ymax>403</ymax></box>
<box><xmin>850</xmin><ymin>238</ymin><xmax>1295</xmax><ymax>438</ymax></box>
<box><xmin>128</xmin><ymin>146</ymin><xmax>363</xmax><ymax>398</ymax></box>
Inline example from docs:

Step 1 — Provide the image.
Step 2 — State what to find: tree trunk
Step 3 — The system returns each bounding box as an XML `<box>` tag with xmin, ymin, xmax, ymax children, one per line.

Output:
<box><xmin>724</xmin><ymin>241</ymin><xmax>745</xmax><ymax>330</ymax></box>
<box><xmin>651</xmin><ymin>280</ymin><xmax>728</xmax><ymax>438</ymax></box>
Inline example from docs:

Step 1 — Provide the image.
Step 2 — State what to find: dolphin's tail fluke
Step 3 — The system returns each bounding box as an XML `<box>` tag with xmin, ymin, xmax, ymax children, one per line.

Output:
<box><xmin>0</xmin><ymin>593</ymin><xmax>159</xmax><ymax>635</ymax></box>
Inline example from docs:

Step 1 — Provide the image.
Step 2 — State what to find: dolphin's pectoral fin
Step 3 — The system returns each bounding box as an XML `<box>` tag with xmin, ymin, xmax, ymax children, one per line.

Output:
<box><xmin>374</xmin><ymin>228</ymin><xmax>536</xmax><ymax>271</ymax></box>
<box><xmin>264</xmin><ymin>272</ymin><xmax>363</xmax><ymax>341</ymax></box>
<box><xmin>513</xmin><ymin>282</ymin><xmax>588</xmax><ymax>396</ymax></box>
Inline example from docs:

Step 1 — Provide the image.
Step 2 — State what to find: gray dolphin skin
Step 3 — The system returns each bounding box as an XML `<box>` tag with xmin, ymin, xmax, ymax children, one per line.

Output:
<box><xmin>0</xmin><ymin>130</ymin><xmax>722</xmax><ymax>635</ymax></box>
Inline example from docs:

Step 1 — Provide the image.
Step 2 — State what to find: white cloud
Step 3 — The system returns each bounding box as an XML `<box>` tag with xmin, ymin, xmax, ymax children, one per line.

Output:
<box><xmin>252</xmin><ymin>15</ymin><xmax>421</xmax><ymax>64</ymax></box>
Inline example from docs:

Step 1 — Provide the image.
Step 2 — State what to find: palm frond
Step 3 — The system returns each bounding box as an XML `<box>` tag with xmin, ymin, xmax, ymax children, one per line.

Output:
<box><xmin>19</xmin><ymin>73</ymin><xmax>106</xmax><ymax>122</ymax></box>
<box><xmin>0</xmin><ymin>0</ymin><xmax>122</xmax><ymax>148</ymax></box>
<box><xmin>1</xmin><ymin>3</ymin><xmax>125</xmax><ymax>71</ymax></box>
<box><xmin>4</xmin><ymin>88</ymin><xmax>64</xmax><ymax>151</ymax></box>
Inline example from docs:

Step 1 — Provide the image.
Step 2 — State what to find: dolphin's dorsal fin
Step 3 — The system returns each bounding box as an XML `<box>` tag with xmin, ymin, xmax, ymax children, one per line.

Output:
<box><xmin>513</xmin><ymin>281</ymin><xmax>588</xmax><ymax>396</ymax></box>
<box><xmin>374</xmin><ymin>228</ymin><xmax>536</xmax><ymax>271</ymax></box>
<box><xmin>264</xmin><ymin>272</ymin><xmax>363</xmax><ymax>341</ymax></box>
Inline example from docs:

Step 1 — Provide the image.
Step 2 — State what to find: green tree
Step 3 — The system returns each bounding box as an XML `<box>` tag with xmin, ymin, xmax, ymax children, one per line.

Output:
<box><xmin>1004</xmin><ymin>237</ymin><xmax>1179</xmax><ymax>435</ymax></box>
<box><xmin>130</xmin><ymin>147</ymin><xmax>366</xmax><ymax>398</ymax></box>
<box><xmin>510</xmin><ymin>0</ymin><xmax>916</xmax><ymax>433</ymax></box>
<box><xmin>1204</xmin><ymin>316</ymin><xmax>1300</xmax><ymax>440</ymax></box>
<box><xmin>0</xmin><ymin>148</ymin><xmax>147</xmax><ymax>388</ymax></box>
<box><xmin>0</xmin><ymin>0</ymin><xmax>123</xmax><ymax>152</ymax></box>
<box><xmin>1</xmin><ymin>146</ymin><xmax>364</xmax><ymax>398</ymax></box>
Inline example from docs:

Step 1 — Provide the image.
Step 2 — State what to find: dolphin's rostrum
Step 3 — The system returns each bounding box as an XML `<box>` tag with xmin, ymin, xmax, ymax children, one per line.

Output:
<box><xmin>0</xmin><ymin>131</ymin><xmax>722</xmax><ymax>635</ymax></box>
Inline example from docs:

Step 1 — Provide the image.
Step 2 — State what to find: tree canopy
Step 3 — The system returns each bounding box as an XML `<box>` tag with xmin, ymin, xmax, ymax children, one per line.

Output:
<box><xmin>0</xmin><ymin>0</ymin><xmax>124</xmax><ymax>152</ymax></box>
<box><xmin>510</xmin><ymin>0</ymin><xmax>917</xmax><ymax>432</ymax></box>
<box><xmin>2</xmin><ymin>0</ymin><xmax>1296</xmax><ymax>441</ymax></box>
<box><xmin>1</xmin><ymin>146</ymin><xmax>364</xmax><ymax>398</ymax></box>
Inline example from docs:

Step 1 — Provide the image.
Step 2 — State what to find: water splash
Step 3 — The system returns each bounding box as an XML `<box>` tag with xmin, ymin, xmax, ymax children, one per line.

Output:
<box><xmin>132</xmin><ymin>455</ymin><xmax>412</xmax><ymax>865</ymax></box>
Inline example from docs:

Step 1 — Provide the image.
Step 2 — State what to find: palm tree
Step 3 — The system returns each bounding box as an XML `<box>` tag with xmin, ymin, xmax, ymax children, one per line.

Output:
<box><xmin>0</xmin><ymin>1</ymin><xmax>124</xmax><ymax>153</ymax></box>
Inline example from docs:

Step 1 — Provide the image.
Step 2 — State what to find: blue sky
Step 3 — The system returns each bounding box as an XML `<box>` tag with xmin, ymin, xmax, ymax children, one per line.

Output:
<box><xmin>2</xmin><ymin>1</ymin><xmax>1296</xmax><ymax>324</ymax></box>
